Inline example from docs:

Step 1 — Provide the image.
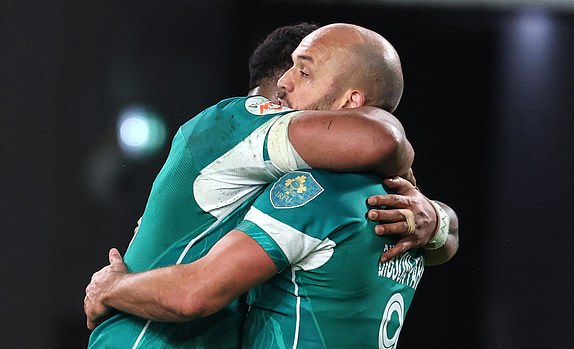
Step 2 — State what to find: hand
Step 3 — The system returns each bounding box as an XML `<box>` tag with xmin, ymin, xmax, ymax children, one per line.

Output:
<box><xmin>367</xmin><ymin>177</ymin><xmax>437</xmax><ymax>263</ymax></box>
<box><xmin>84</xmin><ymin>248</ymin><xmax>127</xmax><ymax>330</ymax></box>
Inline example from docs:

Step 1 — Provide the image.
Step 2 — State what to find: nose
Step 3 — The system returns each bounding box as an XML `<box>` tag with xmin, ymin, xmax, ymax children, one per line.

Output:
<box><xmin>277</xmin><ymin>66</ymin><xmax>294</xmax><ymax>93</ymax></box>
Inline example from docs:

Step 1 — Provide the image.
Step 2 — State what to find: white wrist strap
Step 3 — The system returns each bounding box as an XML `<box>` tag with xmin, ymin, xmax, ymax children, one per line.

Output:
<box><xmin>424</xmin><ymin>201</ymin><xmax>449</xmax><ymax>250</ymax></box>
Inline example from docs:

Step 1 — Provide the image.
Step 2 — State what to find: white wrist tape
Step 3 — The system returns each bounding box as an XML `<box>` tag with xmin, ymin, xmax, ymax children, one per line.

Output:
<box><xmin>424</xmin><ymin>201</ymin><xmax>450</xmax><ymax>250</ymax></box>
<box><xmin>267</xmin><ymin>111</ymin><xmax>310</xmax><ymax>174</ymax></box>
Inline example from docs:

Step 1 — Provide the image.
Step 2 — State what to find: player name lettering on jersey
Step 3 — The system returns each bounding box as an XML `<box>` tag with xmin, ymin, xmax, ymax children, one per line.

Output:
<box><xmin>377</xmin><ymin>244</ymin><xmax>424</xmax><ymax>289</ymax></box>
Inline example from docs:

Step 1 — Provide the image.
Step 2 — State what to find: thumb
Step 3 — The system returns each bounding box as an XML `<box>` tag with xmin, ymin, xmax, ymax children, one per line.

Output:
<box><xmin>383</xmin><ymin>176</ymin><xmax>409</xmax><ymax>192</ymax></box>
<box><xmin>108</xmin><ymin>248</ymin><xmax>123</xmax><ymax>265</ymax></box>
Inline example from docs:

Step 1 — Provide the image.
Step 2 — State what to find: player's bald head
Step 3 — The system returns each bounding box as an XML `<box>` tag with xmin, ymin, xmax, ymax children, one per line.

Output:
<box><xmin>301</xmin><ymin>23</ymin><xmax>404</xmax><ymax>112</ymax></box>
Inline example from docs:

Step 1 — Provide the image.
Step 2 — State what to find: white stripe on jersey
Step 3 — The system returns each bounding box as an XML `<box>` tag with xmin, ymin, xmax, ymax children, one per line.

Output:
<box><xmin>243</xmin><ymin>207</ymin><xmax>335</xmax><ymax>270</ymax></box>
<box><xmin>291</xmin><ymin>267</ymin><xmax>301</xmax><ymax>349</ymax></box>
<box><xmin>131</xmin><ymin>320</ymin><xmax>151</xmax><ymax>349</ymax></box>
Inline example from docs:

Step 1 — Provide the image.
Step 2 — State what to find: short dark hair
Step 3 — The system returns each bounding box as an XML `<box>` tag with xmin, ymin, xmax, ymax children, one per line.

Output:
<box><xmin>248</xmin><ymin>22</ymin><xmax>319</xmax><ymax>90</ymax></box>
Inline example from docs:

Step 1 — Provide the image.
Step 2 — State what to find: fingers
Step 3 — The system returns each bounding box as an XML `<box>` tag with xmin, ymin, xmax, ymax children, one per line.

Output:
<box><xmin>373</xmin><ymin>221</ymin><xmax>411</xmax><ymax>235</ymax></box>
<box><xmin>367</xmin><ymin>177</ymin><xmax>416</xmax><ymax>206</ymax></box>
<box><xmin>368</xmin><ymin>194</ymin><xmax>410</xmax><ymax>208</ymax></box>
<box><xmin>84</xmin><ymin>284</ymin><xmax>109</xmax><ymax>330</ymax></box>
<box><xmin>368</xmin><ymin>208</ymin><xmax>407</xmax><ymax>222</ymax></box>
<box><xmin>368</xmin><ymin>208</ymin><xmax>415</xmax><ymax>236</ymax></box>
<box><xmin>403</xmin><ymin>209</ymin><xmax>416</xmax><ymax>235</ymax></box>
<box><xmin>86</xmin><ymin>303</ymin><xmax>96</xmax><ymax>330</ymax></box>
<box><xmin>86</xmin><ymin>314</ymin><xmax>99</xmax><ymax>331</ymax></box>
<box><xmin>84</xmin><ymin>291</ymin><xmax>96</xmax><ymax>330</ymax></box>
<box><xmin>380</xmin><ymin>239</ymin><xmax>415</xmax><ymax>263</ymax></box>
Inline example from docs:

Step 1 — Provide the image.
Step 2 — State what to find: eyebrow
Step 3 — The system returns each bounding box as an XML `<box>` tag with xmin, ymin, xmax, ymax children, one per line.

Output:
<box><xmin>293</xmin><ymin>53</ymin><xmax>314</xmax><ymax>64</ymax></box>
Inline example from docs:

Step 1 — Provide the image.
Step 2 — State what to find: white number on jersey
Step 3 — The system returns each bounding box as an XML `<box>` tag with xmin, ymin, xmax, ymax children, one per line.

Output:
<box><xmin>378</xmin><ymin>293</ymin><xmax>405</xmax><ymax>349</ymax></box>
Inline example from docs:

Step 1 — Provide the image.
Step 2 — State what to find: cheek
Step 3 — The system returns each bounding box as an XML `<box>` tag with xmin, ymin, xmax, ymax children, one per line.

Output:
<box><xmin>291</xmin><ymin>80</ymin><xmax>313</xmax><ymax>98</ymax></box>
<box><xmin>294</xmin><ymin>89</ymin><xmax>318</xmax><ymax>108</ymax></box>
<box><xmin>296</xmin><ymin>79</ymin><xmax>319</xmax><ymax>95</ymax></box>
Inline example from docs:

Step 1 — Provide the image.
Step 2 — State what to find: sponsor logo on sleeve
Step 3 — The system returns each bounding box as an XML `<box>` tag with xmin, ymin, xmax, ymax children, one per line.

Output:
<box><xmin>270</xmin><ymin>171</ymin><xmax>324</xmax><ymax>209</ymax></box>
<box><xmin>245</xmin><ymin>96</ymin><xmax>292</xmax><ymax>116</ymax></box>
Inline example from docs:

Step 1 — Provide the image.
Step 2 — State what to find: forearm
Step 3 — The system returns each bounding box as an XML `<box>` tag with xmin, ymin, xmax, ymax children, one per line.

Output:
<box><xmin>423</xmin><ymin>201</ymin><xmax>459</xmax><ymax>266</ymax></box>
<box><xmin>102</xmin><ymin>264</ymin><xmax>207</xmax><ymax>322</ymax></box>
<box><xmin>99</xmin><ymin>231</ymin><xmax>277</xmax><ymax>323</ymax></box>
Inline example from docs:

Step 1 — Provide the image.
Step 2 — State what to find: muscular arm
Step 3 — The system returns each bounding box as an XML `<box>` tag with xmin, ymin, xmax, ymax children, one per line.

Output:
<box><xmin>85</xmin><ymin>231</ymin><xmax>276</xmax><ymax>328</ymax></box>
<box><xmin>288</xmin><ymin>106</ymin><xmax>414</xmax><ymax>177</ymax></box>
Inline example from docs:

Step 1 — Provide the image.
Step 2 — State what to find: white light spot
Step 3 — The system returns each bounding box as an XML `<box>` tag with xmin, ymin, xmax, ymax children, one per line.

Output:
<box><xmin>116</xmin><ymin>106</ymin><xmax>167</xmax><ymax>159</ymax></box>
<box><xmin>120</xmin><ymin>116</ymin><xmax>149</xmax><ymax>147</ymax></box>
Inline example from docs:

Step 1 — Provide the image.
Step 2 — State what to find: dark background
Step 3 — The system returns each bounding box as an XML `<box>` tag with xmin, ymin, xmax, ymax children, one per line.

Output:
<box><xmin>2</xmin><ymin>0</ymin><xmax>573</xmax><ymax>348</ymax></box>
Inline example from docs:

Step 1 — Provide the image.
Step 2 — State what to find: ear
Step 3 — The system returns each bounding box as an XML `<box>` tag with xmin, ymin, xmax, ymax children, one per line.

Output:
<box><xmin>339</xmin><ymin>90</ymin><xmax>365</xmax><ymax>109</ymax></box>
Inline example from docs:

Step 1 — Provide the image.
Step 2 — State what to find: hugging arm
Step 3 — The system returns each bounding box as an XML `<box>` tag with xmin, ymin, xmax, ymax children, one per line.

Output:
<box><xmin>84</xmin><ymin>231</ymin><xmax>276</xmax><ymax>330</ymax></box>
<box><xmin>283</xmin><ymin>106</ymin><xmax>414</xmax><ymax>177</ymax></box>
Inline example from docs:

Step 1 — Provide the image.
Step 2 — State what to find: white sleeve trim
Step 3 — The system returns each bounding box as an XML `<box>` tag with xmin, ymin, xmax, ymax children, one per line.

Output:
<box><xmin>244</xmin><ymin>206</ymin><xmax>334</xmax><ymax>271</ymax></box>
<box><xmin>266</xmin><ymin>111</ymin><xmax>310</xmax><ymax>174</ymax></box>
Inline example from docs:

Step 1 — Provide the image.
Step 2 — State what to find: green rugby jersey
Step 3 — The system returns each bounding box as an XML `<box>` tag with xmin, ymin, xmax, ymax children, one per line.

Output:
<box><xmin>237</xmin><ymin>170</ymin><xmax>425</xmax><ymax>349</ymax></box>
<box><xmin>88</xmin><ymin>96</ymin><xmax>297</xmax><ymax>349</ymax></box>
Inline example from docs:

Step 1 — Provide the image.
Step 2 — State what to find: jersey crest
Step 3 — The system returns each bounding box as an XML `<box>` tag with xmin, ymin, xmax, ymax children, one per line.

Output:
<box><xmin>270</xmin><ymin>171</ymin><xmax>323</xmax><ymax>209</ymax></box>
<box><xmin>245</xmin><ymin>96</ymin><xmax>292</xmax><ymax>116</ymax></box>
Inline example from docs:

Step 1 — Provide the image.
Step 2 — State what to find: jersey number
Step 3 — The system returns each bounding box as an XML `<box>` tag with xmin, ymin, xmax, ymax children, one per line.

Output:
<box><xmin>378</xmin><ymin>293</ymin><xmax>405</xmax><ymax>349</ymax></box>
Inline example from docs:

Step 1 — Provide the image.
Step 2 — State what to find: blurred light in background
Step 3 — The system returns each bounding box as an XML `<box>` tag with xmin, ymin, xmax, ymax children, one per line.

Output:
<box><xmin>500</xmin><ymin>8</ymin><xmax>557</xmax><ymax>119</ymax></box>
<box><xmin>513</xmin><ymin>8</ymin><xmax>555</xmax><ymax>67</ymax></box>
<box><xmin>485</xmin><ymin>8</ymin><xmax>562</xmax><ymax>347</ymax></box>
<box><xmin>117</xmin><ymin>106</ymin><xmax>167</xmax><ymax>159</ymax></box>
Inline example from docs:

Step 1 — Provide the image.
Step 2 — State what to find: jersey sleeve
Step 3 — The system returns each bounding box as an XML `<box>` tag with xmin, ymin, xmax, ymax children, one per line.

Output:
<box><xmin>236</xmin><ymin>170</ymin><xmax>378</xmax><ymax>271</ymax></box>
<box><xmin>191</xmin><ymin>98</ymin><xmax>307</xmax><ymax>221</ymax></box>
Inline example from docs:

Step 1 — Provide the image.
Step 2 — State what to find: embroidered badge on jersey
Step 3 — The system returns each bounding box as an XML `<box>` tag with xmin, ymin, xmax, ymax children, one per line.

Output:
<box><xmin>270</xmin><ymin>171</ymin><xmax>324</xmax><ymax>209</ymax></box>
<box><xmin>245</xmin><ymin>96</ymin><xmax>292</xmax><ymax>116</ymax></box>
